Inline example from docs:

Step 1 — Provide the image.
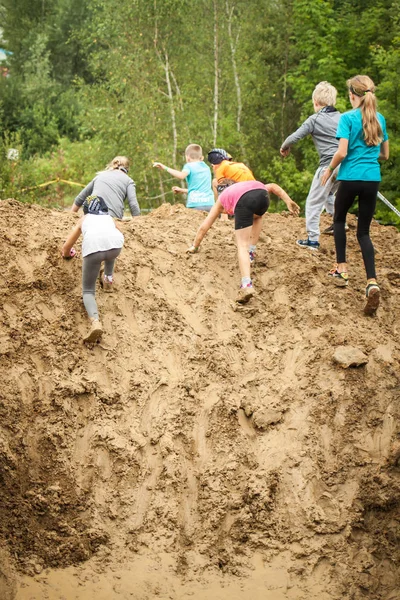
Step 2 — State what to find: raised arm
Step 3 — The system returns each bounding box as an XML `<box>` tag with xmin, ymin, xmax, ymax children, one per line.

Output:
<box><xmin>153</xmin><ymin>162</ymin><xmax>189</xmax><ymax>181</ymax></box>
<box><xmin>280</xmin><ymin>115</ymin><xmax>315</xmax><ymax>154</ymax></box>
<box><xmin>265</xmin><ymin>183</ymin><xmax>300</xmax><ymax>216</ymax></box>
<box><xmin>187</xmin><ymin>200</ymin><xmax>224</xmax><ymax>252</ymax></box>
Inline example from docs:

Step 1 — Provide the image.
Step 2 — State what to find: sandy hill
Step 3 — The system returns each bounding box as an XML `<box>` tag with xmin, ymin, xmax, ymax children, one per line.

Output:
<box><xmin>0</xmin><ymin>198</ymin><xmax>399</xmax><ymax>600</ymax></box>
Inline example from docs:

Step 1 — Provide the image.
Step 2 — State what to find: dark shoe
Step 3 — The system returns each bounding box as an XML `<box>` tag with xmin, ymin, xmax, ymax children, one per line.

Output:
<box><xmin>364</xmin><ymin>283</ymin><xmax>380</xmax><ymax>315</ymax></box>
<box><xmin>323</xmin><ymin>224</ymin><xmax>334</xmax><ymax>235</ymax></box>
<box><xmin>323</xmin><ymin>223</ymin><xmax>349</xmax><ymax>235</ymax></box>
<box><xmin>296</xmin><ymin>238</ymin><xmax>320</xmax><ymax>250</ymax></box>
<box><xmin>328</xmin><ymin>266</ymin><xmax>349</xmax><ymax>287</ymax></box>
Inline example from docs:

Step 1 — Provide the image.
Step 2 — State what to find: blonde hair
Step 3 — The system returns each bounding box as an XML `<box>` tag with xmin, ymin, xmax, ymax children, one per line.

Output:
<box><xmin>347</xmin><ymin>75</ymin><xmax>383</xmax><ymax>146</ymax></box>
<box><xmin>312</xmin><ymin>81</ymin><xmax>337</xmax><ymax>107</ymax></box>
<box><xmin>185</xmin><ymin>144</ymin><xmax>203</xmax><ymax>160</ymax></box>
<box><xmin>105</xmin><ymin>155</ymin><xmax>130</xmax><ymax>172</ymax></box>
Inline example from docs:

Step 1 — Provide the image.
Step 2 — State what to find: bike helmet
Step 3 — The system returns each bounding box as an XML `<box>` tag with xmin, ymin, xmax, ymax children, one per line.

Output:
<box><xmin>207</xmin><ymin>148</ymin><xmax>232</xmax><ymax>165</ymax></box>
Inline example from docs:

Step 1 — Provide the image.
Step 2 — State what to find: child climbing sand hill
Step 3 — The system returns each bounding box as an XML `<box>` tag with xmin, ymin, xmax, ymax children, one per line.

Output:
<box><xmin>186</xmin><ymin>179</ymin><xmax>300</xmax><ymax>303</ymax></box>
<box><xmin>153</xmin><ymin>144</ymin><xmax>214</xmax><ymax>212</ymax></box>
<box><xmin>62</xmin><ymin>196</ymin><xmax>124</xmax><ymax>343</ymax></box>
<box><xmin>280</xmin><ymin>81</ymin><xmax>341</xmax><ymax>249</ymax></box>
<box><xmin>321</xmin><ymin>74</ymin><xmax>389</xmax><ymax>316</ymax></box>
<box><xmin>207</xmin><ymin>148</ymin><xmax>255</xmax><ymax>220</ymax></box>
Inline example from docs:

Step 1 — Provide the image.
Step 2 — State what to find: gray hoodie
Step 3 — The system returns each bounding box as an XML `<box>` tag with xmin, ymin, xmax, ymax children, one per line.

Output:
<box><xmin>281</xmin><ymin>107</ymin><xmax>341</xmax><ymax>167</ymax></box>
<box><xmin>74</xmin><ymin>169</ymin><xmax>140</xmax><ymax>219</ymax></box>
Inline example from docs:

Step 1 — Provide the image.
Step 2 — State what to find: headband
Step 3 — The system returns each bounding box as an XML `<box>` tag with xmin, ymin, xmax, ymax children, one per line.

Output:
<box><xmin>350</xmin><ymin>86</ymin><xmax>373</xmax><ymax>97</ymax></box>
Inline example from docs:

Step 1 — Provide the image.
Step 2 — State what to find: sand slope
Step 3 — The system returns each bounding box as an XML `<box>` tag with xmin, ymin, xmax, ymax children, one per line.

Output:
<box><xmin>0</xmin><ymin>199</ymin><xmax>399</xmax><ymax>600</ymax></box>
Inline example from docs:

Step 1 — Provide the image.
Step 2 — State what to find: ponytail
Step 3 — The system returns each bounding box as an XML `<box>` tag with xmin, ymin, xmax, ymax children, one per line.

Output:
<box><xmin>105</xmin><ymin>155</ymin><xmax>130</xmax><ymax>172</ymax></box>
<box><xmin>360</xmin><ymin>92</ymin><xmax>383</xmax><ymax>146</ymax></box>
<box><xmin>347</xmin><ymin>76</ymin><xmax>383</xmax><ymax>146</ymax></box>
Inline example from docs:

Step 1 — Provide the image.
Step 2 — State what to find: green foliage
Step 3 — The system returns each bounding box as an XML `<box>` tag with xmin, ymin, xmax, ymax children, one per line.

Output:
<box><xmin>0</xmin><ymin>0</ymin><xmax>399</xmax><ymax>227</ymax></box>
<box><xmin>260</xmin><ymin>155</ymin><xmax>313</xmax><ymax>213</ymax></box>
<box><xmin>0</xmin><ymin>131</ymin><xmax>24</xmax><ymax>199</ymax></box>
<box><xmin>371</xmin><ymin>29</ymin><xmax>400</xmax><ymax>210</ymax></box>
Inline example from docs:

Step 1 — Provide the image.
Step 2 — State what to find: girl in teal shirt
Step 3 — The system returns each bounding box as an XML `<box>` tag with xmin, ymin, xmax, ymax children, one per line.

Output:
<box><xmin>321</xmin><ymin>75</ymin><xmax>389</xmax><ymax>316</ymax></box>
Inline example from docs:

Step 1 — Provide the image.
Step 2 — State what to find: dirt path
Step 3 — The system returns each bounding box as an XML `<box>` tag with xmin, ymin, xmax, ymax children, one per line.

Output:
<box><xmin>0</xmin><ymin>199</ymin><xmax>399</xmax><ymax>599</ymax></box>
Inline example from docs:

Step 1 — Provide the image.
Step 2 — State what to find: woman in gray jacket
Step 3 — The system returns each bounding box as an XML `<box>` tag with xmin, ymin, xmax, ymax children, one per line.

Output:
<box><xmin>71</xmin><ymin>156</ymin><xmax>140</xmax><ymax>219</ymax></box>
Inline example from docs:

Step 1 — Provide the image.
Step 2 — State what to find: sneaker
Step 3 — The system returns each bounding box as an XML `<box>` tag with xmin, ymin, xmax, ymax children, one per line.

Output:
<box><xmin>328</xmin><ymin>266</ymin><xmax>349</xmax><ymax>287</ymax></box>
<box><xmin>102</xmin><ymin>275</ymin><xmax>114</xmax><ymax>293</ymax></box>
<box><xmin>364</xmin><ymin>283</ymin><xmax>380</xmax><ymax>315</ymax></box>
<box><xmin>236</xmin><ymin>284</ymin><xmax>254</xmax><ymax>304</ymax></box>
<box><xmin>296</xmin><ymin>238</ymin><xmax>320</xmax><ymax>250</ymax></box>
<box><xmin>83</xmin><ymin>319</ymin><xmax>103</xmax><ymax>343</ymax></box>
<box><xmin>323</xmin><ymin>223</ymin><xmax>349</xmax><ymax>235</ymax></box>
<box><xmin>323</xmin><ymin>224</ymin><xmax>334</xmax><ymax>235</ymax></box>
<box><xmin>249</xmin><ymin>250</ymin><xmax>256</xmax><ymax>265</ymax></box>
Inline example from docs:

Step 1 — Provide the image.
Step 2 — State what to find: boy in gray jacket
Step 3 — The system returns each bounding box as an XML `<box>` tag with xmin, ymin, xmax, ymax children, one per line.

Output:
<box><xmin>280</xmin><ymin>81</ymin><xmax>340</xmax><ymax>249</ymax></box>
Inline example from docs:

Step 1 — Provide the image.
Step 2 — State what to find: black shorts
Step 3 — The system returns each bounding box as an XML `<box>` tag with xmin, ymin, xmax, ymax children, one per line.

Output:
<box><xmin>234</xmin><ymin>189</ymin><xmax>269</xmax><ymax>230</ymax></box>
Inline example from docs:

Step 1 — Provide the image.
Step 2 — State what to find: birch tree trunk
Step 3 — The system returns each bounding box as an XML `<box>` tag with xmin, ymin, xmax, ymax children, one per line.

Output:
<box><xmin>154</xmin><ymin>0</ymin><xmax>178</xmax><ymax>167</ymax></box>
<box><xmin>226</xmin><ymin>1</ymin><xmax>242</xmax><ymax>135</ymax></box>
<box><xmin>212</xmin><ymin>0</ymin><xmax>219</xmax><ymax>146</ymax></box>
<box><xmin>281</xmin><ymin>37</ymin><xmax>289</xmax><ymax>142</ymax></box>
<box><xmin>163</xmin><ymin>51</ymin><xmax>178</xmax><ymax>166</ymax></box>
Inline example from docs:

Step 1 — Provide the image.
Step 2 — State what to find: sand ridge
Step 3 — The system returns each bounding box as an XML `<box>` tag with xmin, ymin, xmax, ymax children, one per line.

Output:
<box><xmin>0</xmin><ymin>199</ymin><xmax>399</xmax><ymax>599</ymax></box>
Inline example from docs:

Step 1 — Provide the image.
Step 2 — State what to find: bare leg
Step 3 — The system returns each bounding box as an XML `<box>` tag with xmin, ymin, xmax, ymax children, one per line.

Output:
<box><xmin>235</xmin><ymin>225</ymin><xmax>253</xmax><ymax>279</ymax></box>
<box><xmin>250</xmin><ymin>215</ymin><xmax>263</xmax><ymax>247</ymax></box>
<box><xmin>235</xmin><ymin>216</ymin><xmax>264</xmax><ymax>303</ymax></box>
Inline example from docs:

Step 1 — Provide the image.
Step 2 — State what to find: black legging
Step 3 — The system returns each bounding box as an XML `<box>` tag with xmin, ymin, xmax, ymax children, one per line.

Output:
<box><xmin>334</xmin><ymin>180</ymin><xmax>379</xmax><ymax>280</ymax></box>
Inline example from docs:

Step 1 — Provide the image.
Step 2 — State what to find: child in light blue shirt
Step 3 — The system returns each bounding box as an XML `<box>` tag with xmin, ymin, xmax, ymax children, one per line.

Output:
<box><xmin>153</xmin><ymin>144</ymin><xmax>214</xmax><ymax>211</ymax></box>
